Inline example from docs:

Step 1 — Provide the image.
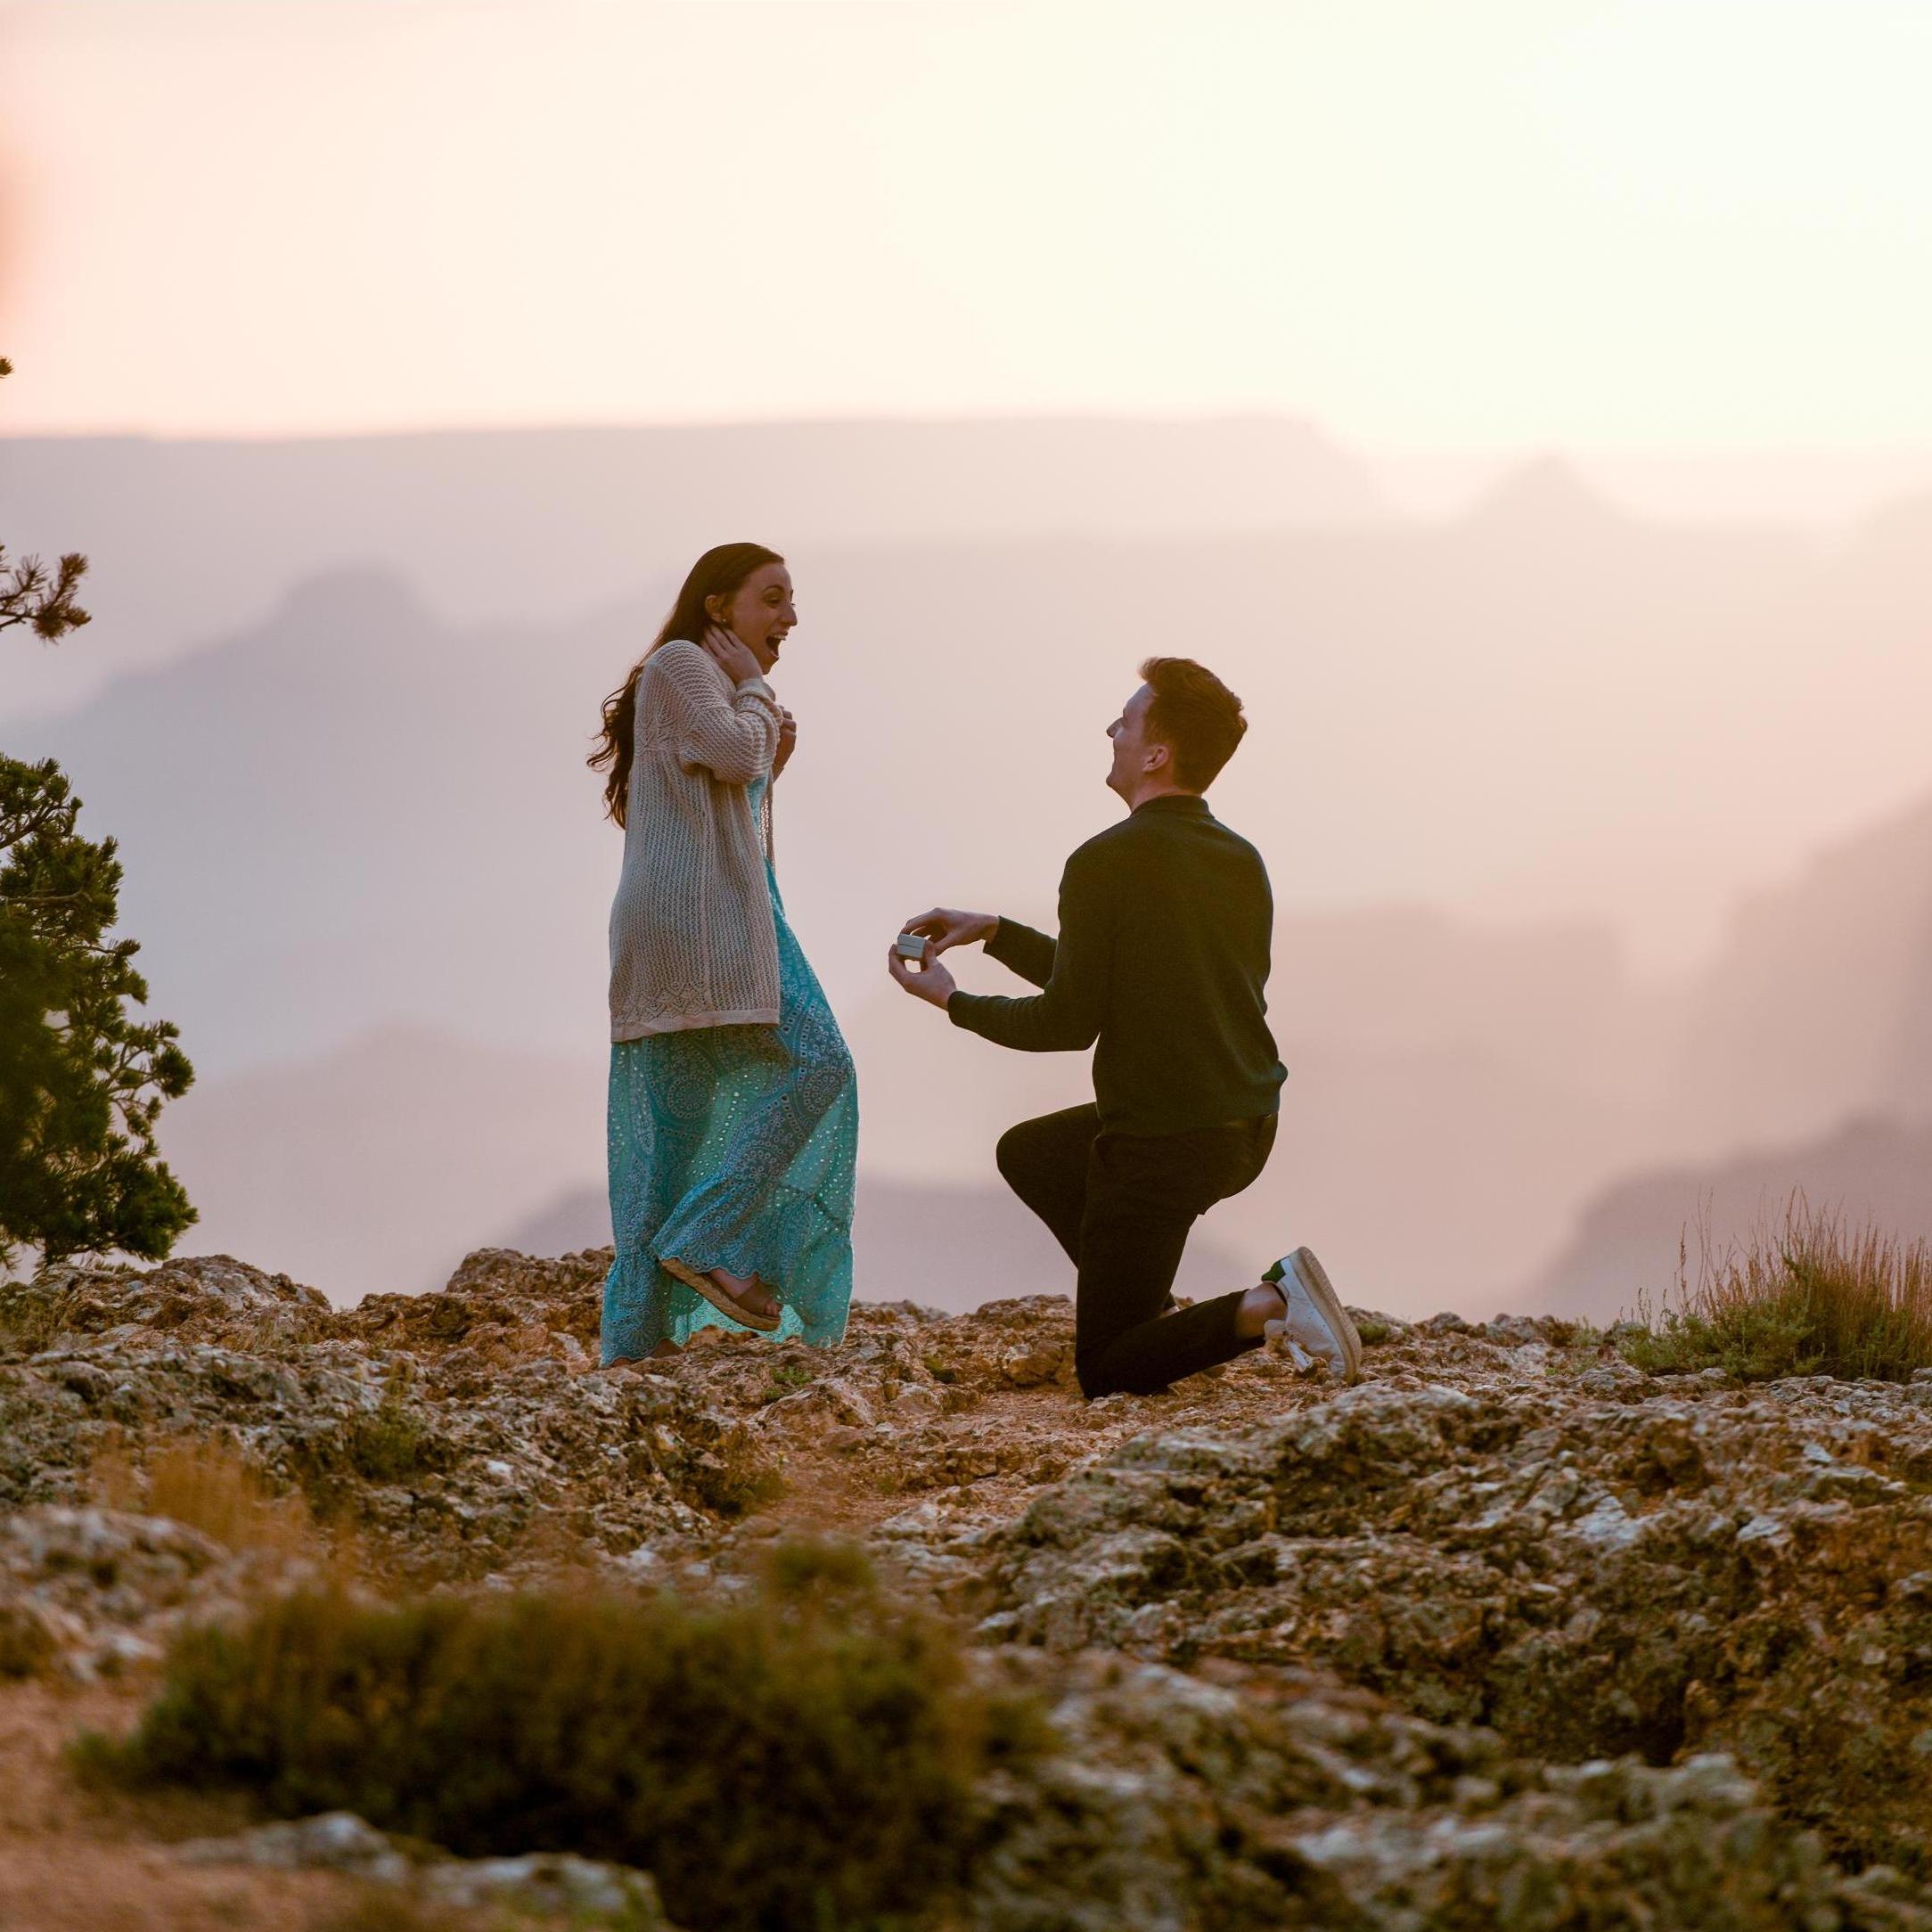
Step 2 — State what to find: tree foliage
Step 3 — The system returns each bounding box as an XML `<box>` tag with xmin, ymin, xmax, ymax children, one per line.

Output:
<box><xmin>2</xmin><ymin>356</ymin><xmax>194</xmax><ymax>1268</ymax></box>
<box><xmin>0</xmin><ymin>360</ymin><xmax>93</xmax><ymax>648</ymax></box>
<box><xmin>0</xmin><ymin>758</ymin><xmax>196</xmax><ymax>1266</ymax></box>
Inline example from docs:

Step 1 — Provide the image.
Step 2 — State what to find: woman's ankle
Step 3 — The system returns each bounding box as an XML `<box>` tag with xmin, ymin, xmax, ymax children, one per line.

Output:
<box><xmin>712</xmin><ymin>1267</ymin><xmax>780</xmax><ymax>1321</ymax></box>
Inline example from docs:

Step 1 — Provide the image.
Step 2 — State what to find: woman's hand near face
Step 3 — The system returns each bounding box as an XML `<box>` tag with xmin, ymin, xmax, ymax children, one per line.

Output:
<box><xmin>702</xmin><ymin>623</ymin><xmax>766</xmax><ymax>687</ymax></box>
<box><xmin>773</xmin><ymin>708</ymin><xmax>798</xmax><ymax>777</ymax></box>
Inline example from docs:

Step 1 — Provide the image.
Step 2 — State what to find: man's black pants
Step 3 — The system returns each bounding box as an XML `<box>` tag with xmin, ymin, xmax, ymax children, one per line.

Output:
<box><xmin>995</xmin><ymin>1104</ymin><xmax>1277</xmax><ymax>1398</ymax></box>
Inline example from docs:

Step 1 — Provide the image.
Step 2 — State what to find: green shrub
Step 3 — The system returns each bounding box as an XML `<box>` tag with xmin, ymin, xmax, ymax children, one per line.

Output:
<box><xmin>759</xmin><ymin>1361</ymin><xmax>811</xmax><ymax>1404</ymax></box>
<box><xmin>1619</xmin><ymin>1200</ymin><xmax>1932</xmax><ymax>1383</ymax></box>
<box><xmin>344</xmin><ymin>1363</ymin><xmax>438</xmax><ymax>1483</ymax></box>
<box><xmin>83</xmin><ymin>1543</ymin><xmax>1045</xmax><ymax>1932</ymax></box>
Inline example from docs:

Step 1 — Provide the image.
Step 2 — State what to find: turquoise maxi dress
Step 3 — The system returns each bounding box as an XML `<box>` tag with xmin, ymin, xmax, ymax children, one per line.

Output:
<box><xmin>602</xmin><ymin>774</ymin><xmax>857</xmax><ymax>1362</ymax></box>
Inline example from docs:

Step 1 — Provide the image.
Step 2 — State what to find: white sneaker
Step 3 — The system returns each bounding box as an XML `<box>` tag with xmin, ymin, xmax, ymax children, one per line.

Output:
<box><xmin>1262</xmin><ymin>1321</ymin><xmax>1319</xmax><ymax>1374</ymax></box>
<box><xmin>1262</xmin><ymin>1247</ymin><xmax>1363</xmax><ymax>1385</ymax></box>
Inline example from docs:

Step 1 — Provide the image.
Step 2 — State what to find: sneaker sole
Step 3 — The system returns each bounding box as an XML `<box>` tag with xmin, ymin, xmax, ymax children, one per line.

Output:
<box><xmin>1289</xmin><ymin>1246</ymin><xmax>1363</xmax><ymax>1385</ymax></box>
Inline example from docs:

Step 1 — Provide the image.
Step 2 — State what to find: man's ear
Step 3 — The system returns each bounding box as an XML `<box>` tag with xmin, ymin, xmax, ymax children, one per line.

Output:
<box><xmin>1145</xmin><ymin>740</ymin><xmax>1173</xmax><ymax>774</ymax></box>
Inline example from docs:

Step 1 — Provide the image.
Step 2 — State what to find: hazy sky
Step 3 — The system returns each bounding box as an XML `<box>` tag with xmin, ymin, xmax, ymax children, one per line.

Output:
<box><xmin>4</xmin><ymin>0</ymin><xmax>1931</xmax><ymax>448</ymax></box>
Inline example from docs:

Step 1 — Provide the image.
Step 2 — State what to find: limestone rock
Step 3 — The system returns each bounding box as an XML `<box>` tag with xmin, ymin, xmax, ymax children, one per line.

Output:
<box><xmin>0</xmin><ymin>1505</ymin><xmax>289</xmax><ymax>1679</ymax></box>
<box><xmin>985</xmin><ymin>1371</ymin><xmax>1932</xmax><ymax>1873</ymax></box>
<box><xmin>12</xmin><ymin>1245</ymin><xmax>1932</xmax><ymax>1916</ymax></box>
<box><xmin>176</xmin><ymin>1810</ymin><xmax>675</xmax><ymax>1925</ymax></box>
<box><xmin>0</xmin><ymin>1254</ymin><xmax>332</xmax><ymax>1355</ymax></box>
<box><xmin>961</xmin><ymin>1655</ymin><xmax>1922</xmax><ymax>1931</ymax></box>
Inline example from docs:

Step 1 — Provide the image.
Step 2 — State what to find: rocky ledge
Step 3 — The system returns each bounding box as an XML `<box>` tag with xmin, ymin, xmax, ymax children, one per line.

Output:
<box><xmin>6</xmin><ymin>1249</ymin><xmax>1932</xmax><ymax>1928</ymax></box>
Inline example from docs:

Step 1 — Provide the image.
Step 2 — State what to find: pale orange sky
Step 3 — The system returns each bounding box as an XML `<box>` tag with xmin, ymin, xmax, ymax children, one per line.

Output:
<box><xmin>4</xmin><ymin>0</ymin><xmax>1932</xmax><ymax>449</ymax></box>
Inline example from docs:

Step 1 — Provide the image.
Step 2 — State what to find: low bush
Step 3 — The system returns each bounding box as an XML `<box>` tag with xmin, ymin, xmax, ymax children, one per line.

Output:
<box><xmin>343</xmin><ymin>1363</ymin><xmax>439</xmax><ymax>1484</ymax></box>
<box><xmin>1619</xmin><ymin>1199</ymin><xmax>1932</xmax><ymax>1383</ymax></box>
<box><xmin>82</xmin><ymin>1541</ymin><xmax>1046</xmax><ymax>1932</ymax></box>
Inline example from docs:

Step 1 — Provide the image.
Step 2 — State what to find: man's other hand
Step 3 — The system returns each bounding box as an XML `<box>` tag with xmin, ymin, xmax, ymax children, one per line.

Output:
<box><xmin>888</xmin><ymin>938</ymin><xmax>958</xmax><ymax>1010</ymax></box>
<box><xmin>901</xmin><ymin>907</ymin><xmax>997</xmax><ymax>955</ymax></box>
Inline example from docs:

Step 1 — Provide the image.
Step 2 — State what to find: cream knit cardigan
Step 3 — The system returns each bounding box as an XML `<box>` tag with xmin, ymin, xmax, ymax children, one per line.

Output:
<box><xmin>608</xmin><ymin>639</ymin><xmax>784</xmax><ymax>1041</ymax></box>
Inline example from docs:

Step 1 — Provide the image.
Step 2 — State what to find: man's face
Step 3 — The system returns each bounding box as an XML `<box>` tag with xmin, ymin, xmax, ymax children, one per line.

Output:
<box><xmin>1106</xmin><ymin>684</ymin><xmax>1167</xmax><ymax>798</ymax></box>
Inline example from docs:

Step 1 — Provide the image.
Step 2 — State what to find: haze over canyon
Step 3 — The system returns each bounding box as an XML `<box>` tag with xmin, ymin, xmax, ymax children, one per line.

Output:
<box><xmin>4</xmin><ymin>415</ymin><xmax>1929</xmax><ymax>1318</ymax></box>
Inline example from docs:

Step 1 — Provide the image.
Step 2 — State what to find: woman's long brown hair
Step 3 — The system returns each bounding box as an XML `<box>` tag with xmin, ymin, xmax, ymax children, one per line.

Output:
<box><xmin>589</xmin><ymin>542</ymin><xmax>783</xmax><ymax>826</ymax></box>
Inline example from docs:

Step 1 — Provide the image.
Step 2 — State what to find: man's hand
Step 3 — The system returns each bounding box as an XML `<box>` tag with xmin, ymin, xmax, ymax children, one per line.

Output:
<box><xmin>773</xmin><ymin>707</ymin><xmax>798</xmax><ymax>777</ymax></box>
<box><xmin>900</xmin><ymin>907</ymin><xmax>997</xmax><ymax>956</ymax></box>
<box><xmin>888</xmin><ymin>938</ymin><xmax>958</xmax><ymax>1010</ymax></box>
<box><xmin>702</xmin><ymin>623</ymin><xmax>765</xmax><ymax>686</ymax></box>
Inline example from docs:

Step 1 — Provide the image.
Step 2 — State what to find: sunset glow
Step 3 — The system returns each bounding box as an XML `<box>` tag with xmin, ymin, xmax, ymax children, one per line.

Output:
<box><xmin>4</xmin><ymin>0</ymin><xmax>1931</xmax><ymax>448</ymax></box>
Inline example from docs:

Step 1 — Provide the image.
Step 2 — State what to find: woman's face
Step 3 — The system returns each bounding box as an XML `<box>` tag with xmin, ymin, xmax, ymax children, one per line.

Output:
<box><xmin>709</xmin><ymin>562</ymin><xmax>797</xmax><ymax>673</ymax></box>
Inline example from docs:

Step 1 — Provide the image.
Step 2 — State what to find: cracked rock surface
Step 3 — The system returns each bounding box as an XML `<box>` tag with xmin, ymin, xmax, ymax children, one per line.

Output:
<box><xmin>8</xmin><ymin>1248</ymin><xmax>1932</xmax><ymax>1926</ymax></box>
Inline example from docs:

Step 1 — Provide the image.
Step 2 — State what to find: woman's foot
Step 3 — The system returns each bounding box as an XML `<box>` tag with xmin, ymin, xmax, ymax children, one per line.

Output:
<box><xmin>712</xmin><ymin>1269</ymin><xmax>782</xmax><ymax>1324</ymax></box>
<box><xmin>659</xmin><ymin>1255</ymin><xmax>784</xmax><ymax>1333</ymax></box>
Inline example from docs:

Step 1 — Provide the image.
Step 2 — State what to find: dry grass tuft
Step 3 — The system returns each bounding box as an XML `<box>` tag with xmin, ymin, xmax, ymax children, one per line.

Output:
<box><xmin>1620</xmin><ymin>1196</ymin><xmax>1932</xmax><ymax>1383</ymax></box>
<box><xmin>92</xmin><ymin>1436</ymin><xmax>319</xmax><ymax>1561</ymax></box>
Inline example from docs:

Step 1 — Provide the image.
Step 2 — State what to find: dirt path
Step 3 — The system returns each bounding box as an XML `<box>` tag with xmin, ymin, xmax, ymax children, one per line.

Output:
<box><xmin>0</xmin><ymin>1683</ymin><xmax>380</xmax><ymax>1932</ymax></box>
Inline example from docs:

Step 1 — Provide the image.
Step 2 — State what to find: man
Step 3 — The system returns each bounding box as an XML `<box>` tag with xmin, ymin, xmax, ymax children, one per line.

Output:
<box><xmin>888</xmin><ymin>656</ymin><xmax>1362</xmax><ymax>1398</ymax></box>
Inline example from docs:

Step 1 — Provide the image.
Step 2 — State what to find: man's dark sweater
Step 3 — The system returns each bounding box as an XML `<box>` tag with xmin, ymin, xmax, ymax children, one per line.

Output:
<box><xmin>947</xmin><ymin>794</ymin><xmax>1285</xmax><ymax>1137</ymax></box>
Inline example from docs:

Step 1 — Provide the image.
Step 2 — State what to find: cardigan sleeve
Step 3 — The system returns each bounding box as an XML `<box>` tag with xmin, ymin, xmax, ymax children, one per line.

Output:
<box><xmin>651</xmin><ymin>641</ymin><xmax>782</xmax><ymax>784</ymax></box>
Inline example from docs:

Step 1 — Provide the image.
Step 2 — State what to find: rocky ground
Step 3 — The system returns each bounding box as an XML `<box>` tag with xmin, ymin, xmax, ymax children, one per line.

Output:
<box><xmin>6</xmin><ymin>1249</ymin><xmax>1932</xmax><ymax>1927</ymax></box>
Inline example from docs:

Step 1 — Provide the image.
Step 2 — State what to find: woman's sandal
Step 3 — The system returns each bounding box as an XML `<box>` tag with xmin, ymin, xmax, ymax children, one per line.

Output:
<box><xmin>660</xmin><ymin>1256</ymin><xmax>782</xmax><ymax>1334</ymax></box>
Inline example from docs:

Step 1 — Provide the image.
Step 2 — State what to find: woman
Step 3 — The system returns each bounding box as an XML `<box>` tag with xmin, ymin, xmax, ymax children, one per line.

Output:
<box><xmin>590</xmin><ymin>542</ymin><xmax>856</xmax><ymax>1363</ymax></box>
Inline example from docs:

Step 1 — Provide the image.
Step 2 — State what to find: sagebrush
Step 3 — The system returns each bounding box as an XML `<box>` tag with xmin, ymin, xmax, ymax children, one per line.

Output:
<box><xmin>83</xmin><ymin>1543</ymin><xmax>1046</xmax><ymax>1932</ymax></box>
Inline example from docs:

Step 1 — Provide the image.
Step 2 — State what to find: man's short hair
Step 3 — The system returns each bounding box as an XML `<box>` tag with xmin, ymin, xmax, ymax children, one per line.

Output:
<box><xmin>1139</xmin><ymin>657</ymin><xmax>1248</xmax><ymax>790</ymax></box>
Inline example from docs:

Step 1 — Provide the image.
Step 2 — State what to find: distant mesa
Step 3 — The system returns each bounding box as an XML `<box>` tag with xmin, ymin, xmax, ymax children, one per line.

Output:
<box><xmin>1462</xmin><ymin>454</ymin><xmax>1635</xmax><ymax>538</ymax></box>
<box><xmin>1529</xmin><ymin>1112</ymin><xmax>1932</xmax><ymax>1322</ymax></box>
<box><xmin>0</xmin><ymin>414</ymin><xmax>1395</xmax><ymax>695</ymax></box>
<box><xmin>1666</xmin><ymin>789</ymin><xmax>1932</xmax><ymax>1152</ymax></box>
